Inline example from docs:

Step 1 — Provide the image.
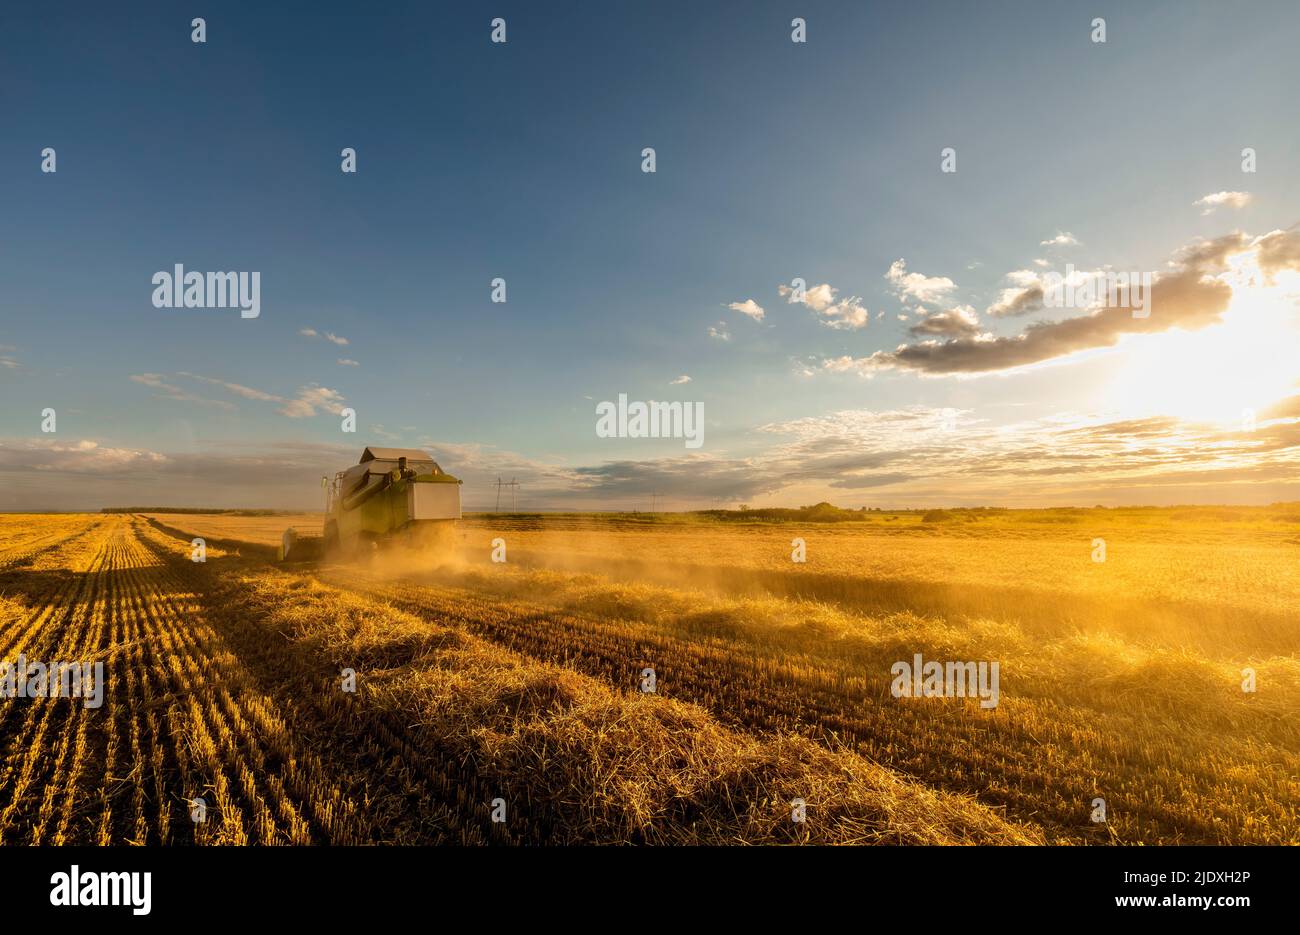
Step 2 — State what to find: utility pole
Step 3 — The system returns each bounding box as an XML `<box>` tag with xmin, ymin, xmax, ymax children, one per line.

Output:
<box><xmin>494</xmin><ymin>477</ymin><xmax>520</xmax><ymax>512</ymax></box>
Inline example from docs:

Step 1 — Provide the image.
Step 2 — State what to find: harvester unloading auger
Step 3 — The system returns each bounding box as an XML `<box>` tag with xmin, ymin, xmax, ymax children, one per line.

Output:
<box><xmin>280</xmin><ymin>447</ymin><xmax>462</xmax><ymax>560</ymax></box>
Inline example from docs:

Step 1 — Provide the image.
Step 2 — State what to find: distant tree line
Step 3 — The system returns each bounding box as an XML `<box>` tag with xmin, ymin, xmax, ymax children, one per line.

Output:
<box><xmin>100</xmin><ymin>507</ymin><xmax>289</xmax><ymax>516</ymax></box>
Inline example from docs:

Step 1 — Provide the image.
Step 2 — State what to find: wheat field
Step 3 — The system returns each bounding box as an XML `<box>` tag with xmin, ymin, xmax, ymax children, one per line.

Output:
<box><xmin>0</xmin><ymin>508</ymin><xmax>1295</xmax><ymax>845</ymax></box>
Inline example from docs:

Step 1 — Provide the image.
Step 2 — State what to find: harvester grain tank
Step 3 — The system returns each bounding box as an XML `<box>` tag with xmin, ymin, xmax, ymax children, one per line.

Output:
<box><xmin>279</xmin><ymin>447</ymin><xmax>462</xmax><ymax>560</ymax></box>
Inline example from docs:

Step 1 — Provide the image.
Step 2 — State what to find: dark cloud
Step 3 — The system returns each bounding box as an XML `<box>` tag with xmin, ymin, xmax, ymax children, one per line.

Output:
<box><xmin>908</xmin><ymin>306</ymin><xmax>981</xmax><ymax>338</ymax></box>
<box><xmin>986</xmin><ymin>284</ymin><xmax>1045</xmax><ymax>318</ymax></box>
<box><xmin>853</xmin><ymin>234</ymin><xmax>1250</xmax><ymax>376</ymax></box>
<box><xmin>570</xmin><ymin>458</ymin><xmax>781</xmax><ymax>502</ymax></box>
<box><xmin>828</xmin><ymin>472</ymin><xmax>912</xmax><ymax>489</ymax></box>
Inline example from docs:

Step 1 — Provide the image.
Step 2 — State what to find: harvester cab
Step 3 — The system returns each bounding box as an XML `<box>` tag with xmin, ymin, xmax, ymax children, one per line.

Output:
<box><xmin>279</xmin><ymin>447</ymin><xmax>462</xmax><ymax>560</ymax></box>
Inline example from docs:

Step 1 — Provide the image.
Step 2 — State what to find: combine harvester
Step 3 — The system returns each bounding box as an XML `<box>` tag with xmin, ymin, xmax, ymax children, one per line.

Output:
<box><xmin>280</xmin><ymin>447</ymin><xmax>462</xmax><ymax>560</ymax></box>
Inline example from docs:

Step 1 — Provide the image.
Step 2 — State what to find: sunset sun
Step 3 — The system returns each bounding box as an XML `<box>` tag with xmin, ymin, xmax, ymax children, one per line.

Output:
<box><xmin>1105</xmin><ymin>257</ymin><xmax>1300</xmax><ymax>426</ymax></box>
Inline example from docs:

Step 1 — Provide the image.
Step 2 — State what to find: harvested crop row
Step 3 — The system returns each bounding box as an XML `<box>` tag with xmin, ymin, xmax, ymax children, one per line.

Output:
<box><xmin>323</xmin><ymin>563</ymin><xmax>1300</xmax><ymax>846</ymax></box>
<box><xmin>0</xmin><ymin>528</ymin><xmax>117</xmax><ymax>843</ymax></box>
<box><xmin>1</xmin><ymin>517</ymin><xmax>384</xmax><ymax>845</ymax></box>
<box><xmin>107</xmin><ymin>519</ymin><xmax>374</xmax><ymax>844</ymax></box>
<box><xmin>134</xmin><ymin>519</ymin><xmax>1041</xmax><ymax>845</ymax></box>
<box><xmin>131</xmin><ymin>512</ymin><xmax>1300</xmax><ymax>845</ymax></box>
<box><xmin>0</xmin><ymin>515</ymin><xmax>106</xmax><ymax>572</ymax></box>
<box><xmin>0</xmin><ymin>518</ymin><xmax>116</xmax><ymax>668</ymax></box>
<box><xmin>131</xmin><ymin>518</ymin><xmax>491</xmax><ymax>845</ymax></box>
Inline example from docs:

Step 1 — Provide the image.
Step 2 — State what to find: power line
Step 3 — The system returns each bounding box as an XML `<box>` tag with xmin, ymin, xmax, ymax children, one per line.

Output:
<box><xmin>495</xmin><ymin>477</ymin><xmax>519</xmax><ymax>512</ymax></box>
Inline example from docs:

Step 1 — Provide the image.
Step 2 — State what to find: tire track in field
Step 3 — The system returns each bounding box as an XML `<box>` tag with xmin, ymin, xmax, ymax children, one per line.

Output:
<box><xmin>4</xmin><ymin>517</ymin><xmax>387</xmax><ymax>845</ymax></box>
<box><xmin>131</xmin><ymin>519</ymin><xmax>500</xmax><ymax>844</ymax></box>
<box><xmin>130</xmin><ymin>517</ymin><xmax>482</xmax><ymax>845</ymax></box>
<box><xmin>35</xmin><ymin>532</ymin><xmax>116</xmax><ymax>846</ymax></box>
<box><xmin>0</xmin><ymin>522</ymin><xmax>118</xmax><ymax>844</ymax></box>
<box><xmin>114</xmin><ymin>519</ymin><xmax>364</xmax><ymax>844</ymax></box>
<box><xmin>0</xmin><ymin>519</ymin><xmax>114</xmax><ymax>664</ymax></box>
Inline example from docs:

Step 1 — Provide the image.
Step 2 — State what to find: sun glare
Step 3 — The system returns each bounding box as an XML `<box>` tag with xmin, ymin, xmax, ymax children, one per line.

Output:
<box><xmin>1104</xmin><ymin>255</ymin><xmax>1300</xmax><ymax>426</ymax></box>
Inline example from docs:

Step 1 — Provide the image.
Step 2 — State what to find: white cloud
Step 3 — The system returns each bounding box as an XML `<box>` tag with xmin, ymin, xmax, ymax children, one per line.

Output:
<box><xmin>789</xmin><ymin>282</ymin><xmax>837</xmax><ymax>311</ymax></box>
<box><xmin>778</xmin><ymin>282</ymin><xmax>871</xmax><ymax>330</ymax></box>
<box><xmin>727</xmin><ymin>299</ymin><xmax>766</xmax><ymax>321</ymax></box>
<box><xmin>279</xmin><ymin>385</ymin><xmax>345</xmax><ymax>419</ymax></box>
<box><xmin>885</xmin><ymin>259</ymin><xmax>956</xmax><ymax>304</ymax></box>
<box><xmin>821</xmin><ymin>301</ymin><xmax>871</xmax><ymax>330</ymax></box>
<box><xmin>130</xmin><ymin>373</ymin><xmax>237</xmax><ymax>410</ymax></box>
<box><xmin>133</xmin><ymin>372</ymin><xmax>344</xmax><ymax>419</ymax></box>
<box><xmin>708</xmin><ymin>322</ymin><xmax>731</xmax><ymax>341</ymax></box>
<box><xmin>179</xmin><ymin>372</ymin><xmax>281</xmax><ymax>402</ymax></box>
<box><xmin>0</xmin><ymin>438</ymin><xmax>168</xmax><ymax>476</ymax></box>
<box><xmin>821</xmin><ymin>356</ymin><xmax>865</xmax><ymax>374</ymax></box>
<box><xmin>300</xmin><ymin>327</ymin><xmax>350</xmax><ymax>346</ymax></box>
<box><xmin>337</xmin><ymin>358</ymin><xmax>359</xmax><ymax>367</ymax></box>
<box><xmin>670</xmin><ymin>375</ymin><xmax>692</xmax><ymax>385</ymax></box>
<box><xmin>130</xmin><ymin>373</ymin><xmax>169</xmax><ymax>389</ymax></box>
<box><xmin>1195</xmin><ymin>191</ymin><xmax>1252</xmax><ymax>215</ymax></box>
<box><xmin>1039</xmin><ymin>231</ymin><xmax>1079</xmax><ymax>246</ymax></box>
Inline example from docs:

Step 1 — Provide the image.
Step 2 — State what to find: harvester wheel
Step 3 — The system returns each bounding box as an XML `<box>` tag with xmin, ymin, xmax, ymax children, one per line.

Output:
<box><xmin>414</xmin><ymin>520</ymin><xmax>458</xmax><ymax>553</ymax></box>
<box><xmin>352</xmin><ymin>531</ymin><xmax>380</xmax><ymax>558</ymax></box>
<box><xmin>323</xmin><ymin>521</ymin><xmax>339</xmax><ymax>555</ymax></box>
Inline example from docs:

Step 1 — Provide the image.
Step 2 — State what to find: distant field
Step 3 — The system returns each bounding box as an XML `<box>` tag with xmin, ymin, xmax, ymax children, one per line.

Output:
<box><xmin>1</xmin><ymin>508</ymin><xmax>1296</xmax><ymax>844</ymax></box>
<box><xmin>142</xmin><ymin>513</ymin><xmax>325</xmax><ymax>552</ymax></box>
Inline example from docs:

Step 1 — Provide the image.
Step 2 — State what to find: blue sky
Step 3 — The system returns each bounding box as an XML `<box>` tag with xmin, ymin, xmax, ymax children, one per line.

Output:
<box><xmin>3</xmin><ymin>1</ymin><xmax>1299</xmax><ymax>510</ymax></box>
